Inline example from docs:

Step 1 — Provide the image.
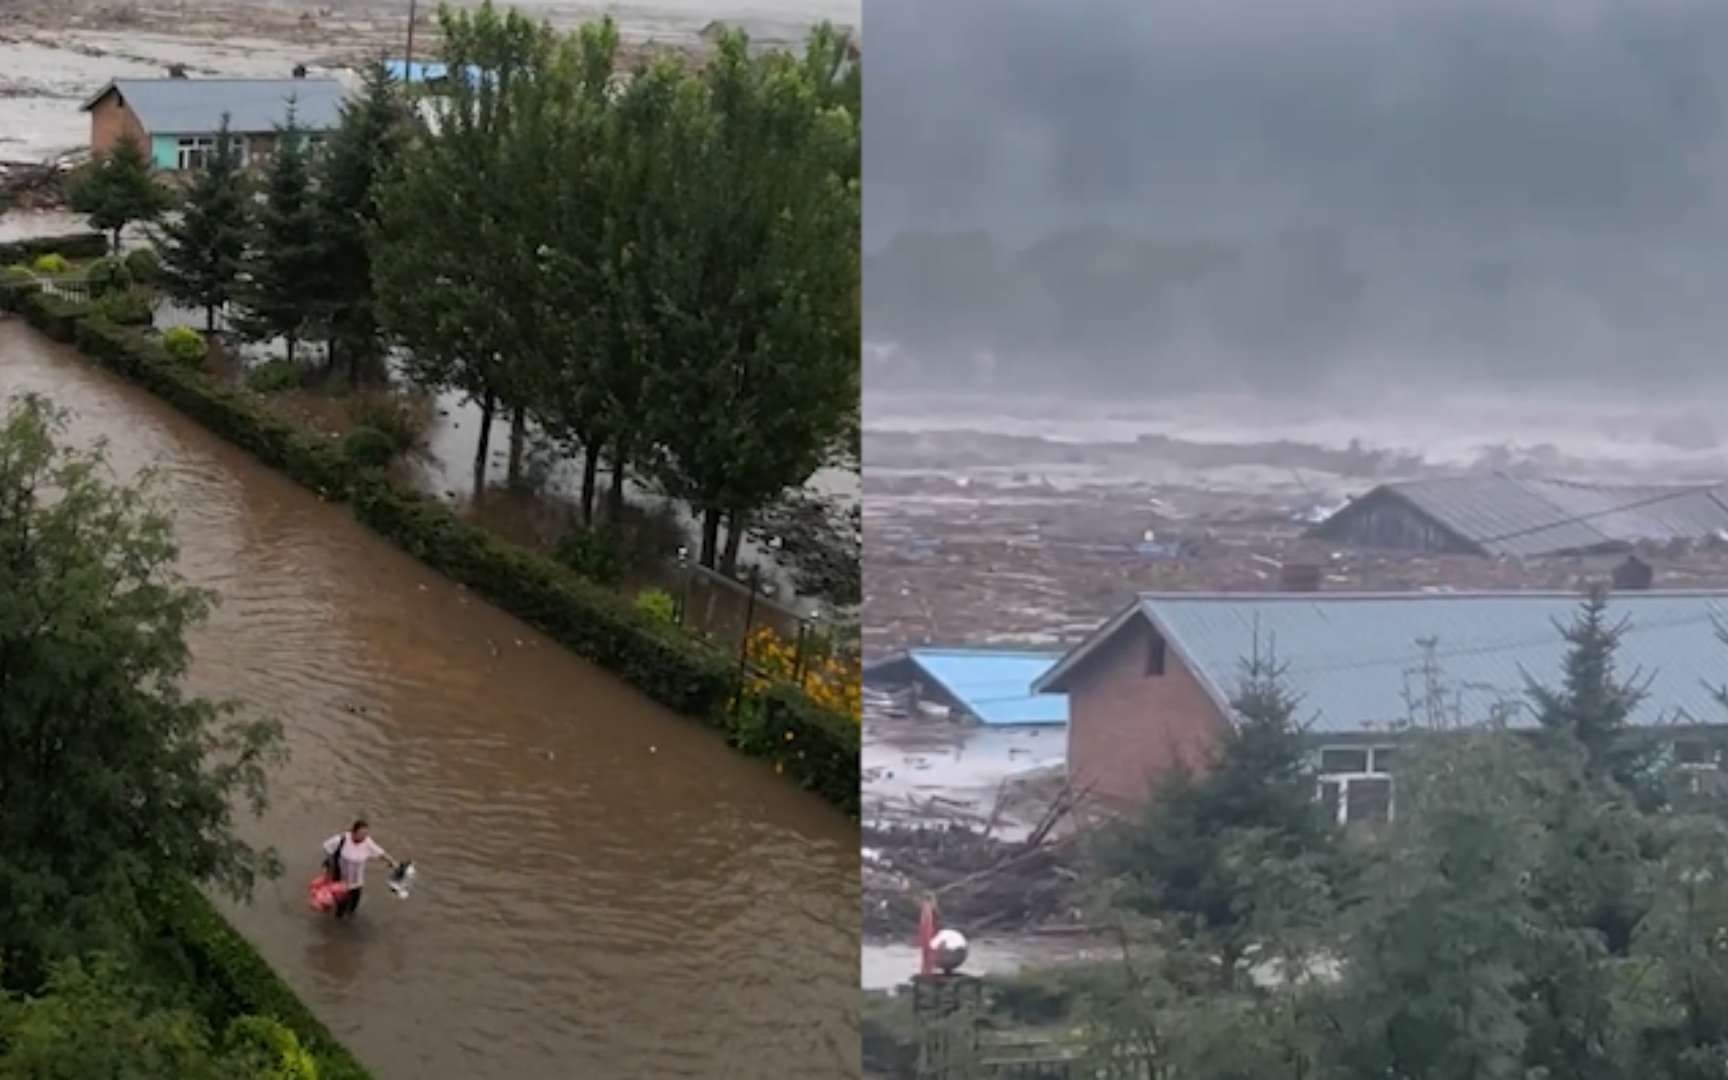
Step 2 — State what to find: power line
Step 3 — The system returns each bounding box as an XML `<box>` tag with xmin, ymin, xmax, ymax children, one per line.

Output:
<box><xmin>1463</xmin><ymin>481</ymin><xmax>1728</xmax><ymax>549</ymax></box>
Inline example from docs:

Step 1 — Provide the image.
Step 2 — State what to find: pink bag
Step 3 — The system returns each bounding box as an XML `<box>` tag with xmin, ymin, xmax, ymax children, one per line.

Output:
<box><xmin>307</xmin><ymin>872</ymin><xmax>348</xmax><ymax>912</ymax></box>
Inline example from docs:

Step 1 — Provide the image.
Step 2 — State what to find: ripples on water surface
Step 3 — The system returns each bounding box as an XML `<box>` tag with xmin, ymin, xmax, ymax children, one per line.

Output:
<box><xmin>0</xmin><ymin>320</ymin><xmax>861</xmax><ymax>1078</ymax></box>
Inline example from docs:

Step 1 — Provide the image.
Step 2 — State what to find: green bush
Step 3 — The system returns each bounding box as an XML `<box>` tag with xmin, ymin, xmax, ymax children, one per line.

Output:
<box><xmin>3</xmin><ymin>263</ymin><xmax>33</xmax><ymax>282</ymax></box>
<box><xmin>0</xmin><ymin>232</ymin><xmax>108</xmax><ymax>264</ymax></box>
<box><xmin>861</xmin><ymin>991</ymin><xmax>918</xmax><ymax>1078</ymax></box>
<box><xmin>348</xmin><ymin>393</ymin><xmax>428</xmax><ymax>453</ymax></box>
<box><xmin>31</xmin><ymin>252</ymin><xmax>70</xmax><ymax>275</ymax></box>
<box><xmin>343</xmin><ymin>425</ymin><xmax>399</xmax><ymax>469</ymax></box>
<box><xmin>90</xmin><ymin>287</ymin><xmax>153</xmax><ymax>326</ymax></box>
<box><xmin>85</xmin><ymin>256</ymin><xmax>133</xmax><ymax>297</ymax></box>
<box><xmin>124</xmin><ymin>247</ymin><xmax>162</xmax><ymax>284</ymax></box>
<box><xmin>162</xmin><ymin>326</ymin><xmax>206</xmax><ymax>368</ymax></box>
<box><xmin>246</xmin><ymin>359</ymin><xmax>303</xmax><ymax>393</ymax></box>
<box><xmin>151</xmin><ymin>881</ymin><xmax>372</xmax><ymax>1080</ymax></box>
<box><xmin>634</xmin><ymin>587</ymin><xmax>678</xmax><ymax>625</ymax></box>
<box><xmin>350</xmin><ymin>478</ymin><xmax>742</xmax><ymax>722</ymax></box>
<box><xmin>19</xmin><ymin>288</ymin><xmax>87</xmax><ymax>340</ymax></box>
<box><xmin>554</xmin><ymin>525</ymin><xmax>630</xmax><ymax>587</ymax></box>
<box><xmin>735</xmin><ymin>683</ymin><xmax>860</xmax><ymax>814</ymax></box>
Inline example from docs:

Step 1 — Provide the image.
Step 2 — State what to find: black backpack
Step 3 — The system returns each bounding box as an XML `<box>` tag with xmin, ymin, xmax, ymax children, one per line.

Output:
<box><xmin>325</xmin><ymin>834</ymin><xmax>346</xmax><ymax>881</ymax></box>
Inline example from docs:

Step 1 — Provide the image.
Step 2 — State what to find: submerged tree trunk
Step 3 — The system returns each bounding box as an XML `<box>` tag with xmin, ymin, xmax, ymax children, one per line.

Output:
<box><xmin>721</xmin><ymin>509</ymin><xmax>747</xmax><ymax>577</ymax></box>
<box><xmin>507</xmin><ymin>407</ymin><xmax>527</xmax><ymax>490</ymax></box>
<box><xmin>286</xmin><ymin>334</ymin><xmax>297</xmax><ymax>366</ymax></box>
<box><xmin>204</xmin><ymin>304</ymin><xmax>216</xmax><ymax>334</ymax></box>
<box><xmin>699</xmin><ymin>507</ymin><xmax>722</xmax><ymax>568</ymax></box>
<box><xmin>473</xmin><ymin>386</ymin><xmax>496</xmax><ymax>499</ymax></box>
<box><xmin>580</xmin><ymin>441</ymin><xmax>600</xmax><ymax>525</ymax></box>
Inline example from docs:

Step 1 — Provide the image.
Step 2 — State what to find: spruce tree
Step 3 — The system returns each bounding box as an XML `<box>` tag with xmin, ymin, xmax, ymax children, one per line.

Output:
<box><xmin>1094</xmin><ymin>635</ymin><xmax>1332</xmax><ymax>984</ymax></box>
<box><xmin>154</xmin><ymin>116</ymin><xmax>250</xmax><ymax>332</ymax></box>
<box><xmin>315</xmin><ymin>59</ymin><xmax>406</xmax><ymax>383</ymax></box>
<box><xmin>1524</xmin><ymin>586</ymin><xmax>1656</xmax><ymax>802</ymax></box>
<box><xmin>237</xmin><ymin>105</ymin><xmax>321</xmax><ymax>365</ymax></box>
<box><xmin>67</xmin><ymin>134</ymin><xmax>172</xmax><ymax>249</ymax></box>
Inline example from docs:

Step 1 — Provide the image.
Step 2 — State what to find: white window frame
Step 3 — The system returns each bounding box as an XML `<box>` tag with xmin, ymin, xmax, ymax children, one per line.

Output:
<box><xmin>1673</xmin><ymin>738</ymin><xmax>1721</xmax><ymax>772</ymax></box>
<box><xmin>175</xmin><ymin>135</ymin><xmax>216</xmax><ymax>171</ymax></box>
<box><xmin>1316</xmin><ymin>744</ymin><xmax>1396</xmax><ymax>826</ymax></box>
<box><xmin>175</xmin><ymin>135</ymin><xmax>250</xmax><ymax>171</ymax></box>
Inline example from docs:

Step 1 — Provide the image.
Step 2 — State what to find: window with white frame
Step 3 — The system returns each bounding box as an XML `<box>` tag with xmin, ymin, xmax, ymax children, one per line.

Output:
<box><xmin>1674</xmin><ymin>739</ymin><xmax>1720</xmax><ymax>770</ymax></box>
<box><xmin>1316</xmin><ymin>744</ymin><xmax>1396</xmax><ymax>825</ymax></box>
<box><xmin>176</xmin><ymin>136</ymin><xmax>216</xmax><ymax>171</ymax></box>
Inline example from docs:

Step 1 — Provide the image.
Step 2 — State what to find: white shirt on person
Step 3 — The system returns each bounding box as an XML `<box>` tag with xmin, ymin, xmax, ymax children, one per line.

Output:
<box><xmin>323</xmin><ymin>832</ymin><xmax>388</xmax><ymax>887</ymax></box>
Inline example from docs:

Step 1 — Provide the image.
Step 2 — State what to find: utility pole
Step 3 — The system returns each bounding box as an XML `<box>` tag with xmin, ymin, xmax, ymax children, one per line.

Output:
<box><xmin>404</xmin><ymin>0</ymin><xmax>417</xmax><ymax>81</ymax></box>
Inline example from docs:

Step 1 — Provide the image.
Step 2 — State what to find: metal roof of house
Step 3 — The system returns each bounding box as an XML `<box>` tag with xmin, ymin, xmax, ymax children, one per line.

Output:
<box><xmin>383</xmin><ymin>61</ymin><xmax>487</xmax><ymax>84</ymax></box>
<box><xmin>82</xmin><ymin>78</ymin><xmax>346</xmax><ymax>135</ymax></box>
<box><xmin>1035</xmin><ymin>591</ymin><xmax>1728</xmax><ymax>736</ymax></box>
<box><xmin>886</xmin><ymin>648</ymin><xmax>1068</xmax><ymax>726</ymax></box>
<box><xmin>1318</xmin><ymin>475</ymin><xmax>1728</xmax><ymax>558</ymax></box>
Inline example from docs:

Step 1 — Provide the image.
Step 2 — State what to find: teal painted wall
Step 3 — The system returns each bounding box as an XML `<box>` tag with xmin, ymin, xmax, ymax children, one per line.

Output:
<box><xmin>149</xmin><ymin>134</ymin><xmax>178</xmax><ymax>171</ymax></box>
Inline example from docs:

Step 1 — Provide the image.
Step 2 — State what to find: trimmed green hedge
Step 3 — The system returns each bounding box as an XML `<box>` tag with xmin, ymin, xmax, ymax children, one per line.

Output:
<box><xmin>18</xmin><ymin>297</ymin><xmax>861</xmax><ymax>814</ymax></box>
<box><xmin>744</xmin><ymin>684</ymin><xmax>863</xmax><ymax>815</ymax></box>
<box><xmin>0</xmin><ymin>231</ymin><xmax>108</xmax><ymax>265</ymax></box>
<box><xmin>153</xmin><ymin>881</ymin><xmax>372</xmax><ymax>1080</ymax></box>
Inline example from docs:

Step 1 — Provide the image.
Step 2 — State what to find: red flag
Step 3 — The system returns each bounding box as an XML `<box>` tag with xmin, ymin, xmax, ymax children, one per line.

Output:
<box><xmin>917</xmin><ymin>898</ymin><xmax>938</xmax><ymax>977</ymax></box>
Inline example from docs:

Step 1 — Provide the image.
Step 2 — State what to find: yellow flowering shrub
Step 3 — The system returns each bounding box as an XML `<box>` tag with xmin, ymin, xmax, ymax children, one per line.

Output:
<box><xmin>743</xmin><ymin>624</ymin><xmax>861</xmax><ymax>722</ymax></box>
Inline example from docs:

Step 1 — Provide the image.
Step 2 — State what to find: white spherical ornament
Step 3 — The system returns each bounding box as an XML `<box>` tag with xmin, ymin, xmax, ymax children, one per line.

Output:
<box><xmin>930</xmin><ymin>928</ymin><xmax>968</xmax><ymax>974</ymax></box>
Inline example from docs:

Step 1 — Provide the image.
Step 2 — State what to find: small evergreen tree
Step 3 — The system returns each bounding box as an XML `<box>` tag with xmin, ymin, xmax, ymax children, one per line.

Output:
<box><xmin>1524</xmin><ymin>587</ymin><xmax>1658</xmax><ymax>805</ymax></box>
<box><xmin>154</xmin><ymin>116</ymin><xmax>251</xmax><ymax>332</ymax></box>
<box><xmin>237</xmin><ymin>105</ymin><xmax>321</xmax><ymax>364</ymax></box>
<box><xmin>1094</xmin><ymin>635</ymin><xmax>1333</xmax><ymax>984</ymax></box>
<box><xmin>67</xmin><ymin>135</ymin><xmax>173</xmax><ymax>248</ymax></box>
<box><xmin>316</xmin><ymin>59</ymin><xmax>407</xmax><ymax>384</ymax></box>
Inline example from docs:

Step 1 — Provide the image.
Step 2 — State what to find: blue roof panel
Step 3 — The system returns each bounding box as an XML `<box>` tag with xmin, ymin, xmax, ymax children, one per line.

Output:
<box><xmin>909</xmin><ymin>649</ymin><xmax>1068</xmax><ymax>726</ymax></box>
<box><xmin>1138</xmin><ymin>592</ymin><xmax>1728</xmax><ymax>735</ymax></box>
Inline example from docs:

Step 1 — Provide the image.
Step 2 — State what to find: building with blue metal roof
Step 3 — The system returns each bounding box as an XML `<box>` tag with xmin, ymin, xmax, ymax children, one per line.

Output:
<box><xmin>1037</xmin><ymin>590</ymin><xmax>1728</xmax><ymax>812</ymax></box>
<box><xmin>865</xmin><ymin>648</ymin><xmax>1068</xmax><ymax>726</ymax></box>
<box><xmin>81</xmin><ymin>76</ymin><xmax>345</xmax><ymax>173</ymax></box>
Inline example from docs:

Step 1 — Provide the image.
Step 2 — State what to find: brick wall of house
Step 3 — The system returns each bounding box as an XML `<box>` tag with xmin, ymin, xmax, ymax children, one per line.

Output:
<box><xmin>89</xmin><ymin>93</ymin><xmax>149</xmax><ymax>159</ymax></box>
<box><xmin>1064</xmin><ymin>615</ymin><xmax>1230</xmax><ymax>806</ymax></box>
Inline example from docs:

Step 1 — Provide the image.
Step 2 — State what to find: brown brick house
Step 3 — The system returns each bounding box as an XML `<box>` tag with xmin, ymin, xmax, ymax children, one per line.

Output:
<box><xmin>81</xmin><ymin>75</ymin><xmax>345</xmax><ymax>174</ymax></box>
<box><xmin>1035</xmin><ymin>590</ymin><xmax>1728</xmax><ymax>817</ymax></box>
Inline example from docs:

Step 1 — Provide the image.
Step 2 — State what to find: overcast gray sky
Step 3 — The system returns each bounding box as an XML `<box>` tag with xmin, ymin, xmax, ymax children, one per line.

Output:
<box><xmin>865</xmin><ymin>0</ymin><xmax>1728</xmax><ymax>250</ymax></box>
<box><xmin>862</xmin><ymin>0</ymin><xmax>1728</xmax><ymax>390</ymax></box>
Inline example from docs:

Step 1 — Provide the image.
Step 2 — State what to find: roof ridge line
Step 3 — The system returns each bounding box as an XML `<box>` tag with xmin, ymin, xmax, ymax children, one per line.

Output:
<box><xmin>1135</xmin><ymin>589</ymin><xmax>1728</xmax><ymax>601</ymax></box>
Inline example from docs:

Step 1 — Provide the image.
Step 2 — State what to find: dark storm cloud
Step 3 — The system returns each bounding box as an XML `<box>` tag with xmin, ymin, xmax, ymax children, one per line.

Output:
<box><xmin>864</xmin><ymin>0</ymin><xmax>1728</xmax><ymax>248</ymax></box>
<box><xmin>863</xmin><ymin>0</ymin><xmax>1728</xmax><ymax>390</ymax></box>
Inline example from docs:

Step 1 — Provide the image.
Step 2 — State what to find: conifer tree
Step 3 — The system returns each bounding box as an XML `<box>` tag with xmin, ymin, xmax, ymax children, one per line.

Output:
<box><xmin>68</xmin><ymin>134</ymin><xmax>172</xmax><ymax>249</ymax></box>
<box><xmin>1524</xmin><ymin>586</ymin><xmax>1657</xmax><ymax>803</ymax></box>
<box><xmin>315</xmin><ymin>59</ymin><xmax>407</xmax><ymax>383</ymax></box>
<box><xmin>237</xmin><ymin>105</ymin><xmax>321</xmax><ymax>365</ymax></box>
<box><xmin>154</xmin><ymin>116</ymin><xmax>250</xmax><ymax>333</ymax></box>
<box><xmin>1094</xmin><ymin>634</ymin><xmax>1333</xmax><ymax>985</ymax></box>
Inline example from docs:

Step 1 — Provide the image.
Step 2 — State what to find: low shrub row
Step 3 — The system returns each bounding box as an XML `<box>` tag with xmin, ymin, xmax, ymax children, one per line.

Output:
<box><xmin>0</xmin><ymin>231</ymin><xmax>108</xmax><ymax>265</ymax></box>
<box><xmin>8</xmin><ymin>289</ymin><xmax>861</xmax><ymax>814</ymax></box>
<box><xmin>744</xmin><ymin>683</ymin><xmax>863</xmax><ymax>815</ymax></box>
<box><xmin>152</xmin><ymin>881</ymin><xmax>373</xmax><ymax>1080</ymax></box>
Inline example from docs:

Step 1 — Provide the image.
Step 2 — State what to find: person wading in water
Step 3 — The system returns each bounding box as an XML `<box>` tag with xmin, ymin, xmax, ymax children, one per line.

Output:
<box><xmin>322</xmin><ymin>819</ymin><xmax>399</xmax><ymax>920</ymax></box>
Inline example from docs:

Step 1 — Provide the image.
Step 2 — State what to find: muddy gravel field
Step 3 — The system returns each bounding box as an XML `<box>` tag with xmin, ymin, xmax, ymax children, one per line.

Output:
<box><xmin>860</xmin><ymin>425</ymin><xmax>1728</xmax><ymax>659</ymax></box>
<box><xmin>0</xmin><ymin>0</ymin><xmax>856</xmax><ymax>162</ymax></box>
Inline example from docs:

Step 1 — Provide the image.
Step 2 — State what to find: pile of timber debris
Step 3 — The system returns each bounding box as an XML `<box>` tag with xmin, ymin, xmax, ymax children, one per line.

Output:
<box><xmin>862</xmin><ymin>783</ymin><xmax>1091</xmax><ymax>938</ymax></box>
<box><xmin>0</xmin><ymin>153</ymin><xmax>80</xmax><ymax>210</ymax></box>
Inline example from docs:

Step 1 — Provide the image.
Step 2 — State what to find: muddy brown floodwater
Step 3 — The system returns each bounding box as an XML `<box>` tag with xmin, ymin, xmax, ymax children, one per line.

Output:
<box><xmin>0</xmin><ymin>318</ymin><xmax>861</xmax><ymax>1079</ymax></box>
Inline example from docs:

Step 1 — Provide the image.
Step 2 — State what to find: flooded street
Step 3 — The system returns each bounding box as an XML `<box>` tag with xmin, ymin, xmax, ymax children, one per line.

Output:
<box><xmin>0</xmin><ymin>318</ymin><xmax>860</xmax><ymax>1078</ymax></box>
